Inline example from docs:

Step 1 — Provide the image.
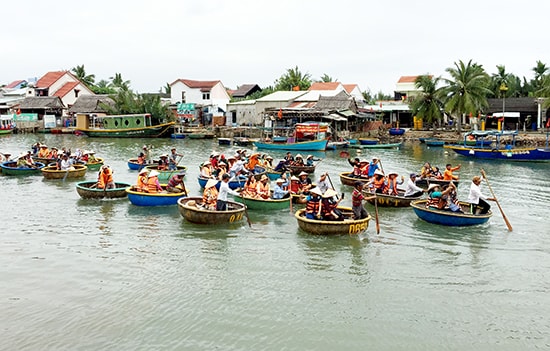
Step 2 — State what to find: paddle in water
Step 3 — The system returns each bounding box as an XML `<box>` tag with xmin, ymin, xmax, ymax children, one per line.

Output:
<box><xmin>481</xmin><ymin>169</ymin><xmax>512</xmax><ymax>232</ymax></box>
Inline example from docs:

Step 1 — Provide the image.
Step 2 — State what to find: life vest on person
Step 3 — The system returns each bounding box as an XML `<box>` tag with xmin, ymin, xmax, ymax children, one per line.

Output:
<box><xmin>360</xmin><ymin>164</ymin><xmax>369</xmax><ymax>177</ymax></box>
<box><xmin>38</xmin><ymin>148</ymin><xmax>49</xmax><ymax>158</ymax></box>
<box><xmin>384</xmin><ymin>177</ymin><xmax>399</xmax><ymax>195</ymax></box>
<box><xmin>203</xmin><ymin>187</ymin><xmax>218</xmax><ymax>209</ymax></box>
<box><xmin>48</xmin><ymin>150</ymin><xmax>58</xmax><ymax>159</ymax></box>
<box><xmin>443</xmin><ymin>167</ymin><xmax>459</xmax><ymax>181</ymax></box>
<box><xmin>256</xmin><ymin>181</ymin><xmax>270</xmax><ymax>199</ymax></box>
<box><xmin>244</xmin><ymin>181</ymin><xmax>257</xmax><ymax>196</ymax></box>
<box><xmin>372</xmin><ymin>176</ymin><xmax>385</xmax><ymax>190</ymax></box>
<box><xmin>146</xmin><ymin>177</ymin><xmax>160</xmax><ymax>193</ymax></box>
<box><xmin>305</xmin><ymin>197</ymin><xmax>321</xmax><ymax>215</ymax></box>
<box><xmin>137</xmin><ymin>175</ymin><xmax>148</xmax><ymax>191</ymax></box>
<box><xmin>201</xmin><ymin>165</ymin><xmax>212</xmax><ymax>177</ymax></box>
<box><xmin>97</xmin><ymin>168</ymin><xmax>113</xmax><ymax>189</ymax></box>
<box><xmin>246</xmin><ymin>157</ymin><xmax>258</xmax><ymax>170</ymax></box>
<box><xmin>321</xmin><ymin>199</ymin><xmax>337</xmax><ymax>217</ymax></box>
<box><xmin>352</xmin><ymin>165</ymin><xmax>361</xmax><ymax>177</ymax></box>
<box><xmin>426</xmin><ymin>194</ymin><xmax>444</xmax><ymax>209</ymax></box>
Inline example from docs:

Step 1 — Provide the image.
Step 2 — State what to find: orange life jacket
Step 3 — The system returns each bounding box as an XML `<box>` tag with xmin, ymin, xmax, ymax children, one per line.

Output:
<box><xmin>146</xmin><ymin>177</ymin><xmax>160</xmax><ymax>193</ymax></box>
<box><xmin>203</xmin><ymin>187</ymin><xmax>218</xmax><ymax>209</ymax></box>
<box><xmin>256</xmin><ymin>181</ymin><xmax>270</xmax><ymax>199</ymax></box>
<box><xmin>383</xmin><ymin>177</ymin><xmax>399</xmax><ymax>195</ymax></box>
<box><xmin>305</xmin><ymin>198</ymin><xmax>321</xmax><ymax>215</ymax></box>
<box><xmin>97</xmin><ymin>169</ymin><xmax>113</xmax><ymax>189</ymax></box>
<box><xmin>137</xmin><ymin>175</ymin><xmax>147</xmax><ymax>191</ymax></box>
<box><xmin>372</xmin><ymin>176</ymin><xmax>385</xmax><ymax>190</ymax></box>
<box><xmin>360</xmin><ymin>164</ymin><xmax>369</xmax><ymax>177</ymax></box>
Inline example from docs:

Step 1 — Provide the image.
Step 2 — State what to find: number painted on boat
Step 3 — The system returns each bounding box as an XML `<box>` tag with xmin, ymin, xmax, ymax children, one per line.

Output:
<box><xmin>348</xmin><ymin>222</ymin><xmax>368</xmax><ymax>235</ymax></box>
<box><xmin>229</xmin><ymin>213</ymin><xmax>244</xmax><ymax>223</ymax></box>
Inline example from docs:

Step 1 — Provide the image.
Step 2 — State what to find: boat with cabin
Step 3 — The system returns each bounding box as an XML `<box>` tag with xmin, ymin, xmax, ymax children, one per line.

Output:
<box><xmin>253</xmin><ymin>122</ymin><xmax>329</xmax><ymax>151</ymax></box>
<box><xmin>75</xmin><ymin>113</ymin><xmax>174</xmax><ymax>138</ymax></box>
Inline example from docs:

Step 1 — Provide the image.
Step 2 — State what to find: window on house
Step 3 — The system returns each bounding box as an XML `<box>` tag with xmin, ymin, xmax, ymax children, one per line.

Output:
<box><xmin>181</xmin><ymin>91</ymin><xmax>186</xmax><ymax>103</ymax></box>
<box><xmin>202</xmin><ymin>92</ymin><xmax>210</xmax><ymax>100</ymax></box>
<box><xmin>74</xmin><ymin>89</ymin><xmax>80</xmax><ymax>98</ymax></box>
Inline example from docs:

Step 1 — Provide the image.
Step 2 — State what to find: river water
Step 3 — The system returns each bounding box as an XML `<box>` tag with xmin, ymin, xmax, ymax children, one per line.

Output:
<box><xmin>1</xmin><ymin>134</ymin><xmax>549</xmax><ymax>350</ymax></box>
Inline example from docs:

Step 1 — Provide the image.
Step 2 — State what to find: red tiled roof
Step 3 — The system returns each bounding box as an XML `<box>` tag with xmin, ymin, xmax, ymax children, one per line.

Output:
<box><xmin>309</xmin><ymin>82</ymin><xmax>340</xmax><ymax>91</ymax></box>
<box><xmin>171</xmin><ymin>79</ymin><xmax>220</xmax><ymax>90</ymax></box>
<box><xmin>36</xmin><ymin>71</ymin><xmax>67</xmax><ymax>88</ymax></box>
<box><xmin>343</xmin><ymin>84</ymin><xmax>357</xmax><ymax>93</ymax></box>
<box><xmin>53</xmin><ymin>81</ymin><xmax>80</xmax><ymax>98</ymax></box>
<box><xmin>5</xmin><ymin>80</ymin><xmax>25</xmax><ymax>89</ymax></box>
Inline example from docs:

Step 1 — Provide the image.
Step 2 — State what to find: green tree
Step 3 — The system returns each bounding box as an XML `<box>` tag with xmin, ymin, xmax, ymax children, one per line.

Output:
<box><xmin>536</xmin><ymin>75</ymin><xmax>550</xmax><ymax>108</ymax></box>
<box><xmin>101</xmin><ymin>89</ymin><xmax>173</xmax><ymax>122</ymax></box>
<box><xmin>440</xmin><ymin>59</ymin><xmax>491</xmax><ymax>132</ymax></box>
<box><xmin>408</xmin><ymin>75</ymin><xmax>444</xmax><ymax>132</ymax></box>
<box><xmin>71</xmin><ymin>64</ymin><xmax>95</xmax><ymax>88</ymax></box>
<box><xmin>91</xmin><ymin>79</ymin><xmax>117</xmax><ymax>94</ymax></box>
<box><xmin>489</xmin><ymin>65</ymin><xmax>517</xmax><ymax>98</ymax></box>
<box><xmin>531</xmin><ymin>60</ymin><xmax>548</xmax><ymax>93</ymax></box>
<box><xmin>274</xmin><ymin>66</ymin><xmax>312</xmax><ymax>91</ymax></box>
<box><xmin>109</xmin><ymin>73</ymin><xmax>131</xmax><ymax>90</ymax></box>
<box><xmin>318</xmin><ymin>74</ymin><xmax>336</xmax><ymax>83</ymax></box>
<box><xmin>160</xmin><ymin>82</ymin><xmax>171</xmax><ymax>95</ymax></box>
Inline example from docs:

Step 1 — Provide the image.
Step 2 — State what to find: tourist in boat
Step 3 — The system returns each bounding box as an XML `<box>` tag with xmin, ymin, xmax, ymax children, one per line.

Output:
<box><xmin>297</xmin><ymin>171</ymin><xmax>312</xmax><ymax>194</ymax></box>
<box><xmin>31</xmin><ymin>142</ymin><xmax>40</xmax><ymax>155</ymax></box>
<box><xmin>305</xmin><ymin>187</ymin><xmax>323</xmax><ymax>220</ymax></box>
<box><xmin>166</xmin><ymin>171</ymin><xmax>187</xmax><ymax>194</ymax></box>
<box><xmin>97</xmin><ymin>165</ymin><xmax>115</xmax><ymax>190</ymax></box>
<box><xmin>420</xmin><ymin>162</ymin><xmax>436</xmax><ymax>178</ymax></box>
<box><xmin>321</xmin><ymin>189</ymin><xmax>344</xmax><ymax>221</ymax></box>
<box><xmin>262</xmin><ymin>155</ymin><xmax>274</xmax><ymax>169</ymax></box>
<box><xmin>404</xmin><ymin>173</ymin><xmax>426</xmax><ymax>198</ymax></box>
<box><xmin>442</xmin><ymin>182</ymin><xmax>463</xmax><ymax>213</ymax></box>
<box><xmin>168</xmin><ymin>148</ymin><xmax>183</xmax><ymax>170</ymax></box>
<box><xmin>273</xmin><ymin>159</ymin><xmax>287</xmax><ymax>172</ymax></box>
<box><xmin>49</xmin><ymin>147</ymin><xmax>59</xmax><ymax>160</ymax></box>
<box><xmin>136</xmin><ymin>169</ymin><xmax>149</xmax><ymax>192</ymax></box>
<box><xmin>347</xmin><ymin>157</ymin><xmax>361</xmax><ymax>178</ymax></box>
<box><xmin>367</xmin><ymin>170</ymin><xmax>386</xmax><ymax>194</ymax></box>
<box><xmin>367</xmin><ymin>157</ymin><xmax>381</xmax><ymax>178</ymax></box>
<box><xmin>86</xmin><ymin>150</ymin><xmax>97</xmax><ymax>163</ymax></box>
<box><xmin>217</xmin><ymin>173</ymin><xmax>240</xmax><ymax>211</ymax></box>
<box><xmin>202</xmin><ymin>178</ymin><xmax>219</xmax><ymax>210</ymax></box>
<box><xmin>242</xmin><ymin>174</ymin><xmax>258</xmax><ymax>198</ymax></box>
<box><xmin>37</xmin><ymin>144</ymin><xmax>49</xmax><ymax>158</ymax></box>
<box><xmin>443</xmin><ymin>163</ymin><xmax>461</xmax><ymax>181</ymax></box>
<box><xmin>209</xmin><ymin>152</ymin><xmax>220</xmax><ymax>169</ymax></box>
<box><xmin>467</xmin><ymin>173</ymin><xmax>495</xmax><ymax>215</ymax></box>
<box><xmin>432</xmin><ymin>167</ymin><xmax>443</xmax><ymax>179</ymax></box>
<box><xmin>306</xmin><ymin>155</ymin><xmax>316</xmax><ymax>167</ymax></box>
<box><xmin>351</xmin><ymin>181</ymin><xmax>373</xmax><ymax>220</ymax></box>
<box><xmin>137</xmin><ymin>152</ymin><xmax>146</xmax><ymax>166</ymax></box>
<box><xmin>383</xmin><ymin>172</ymin><xmax>404</xmax><ymax>196</ymax></box>
<box><xmin>216</xmin><ymin>163</ymin><xmax>228</xmax><ymax>180</ymax></box>
<box><xmin>292</xmin><ymin>154</ymin><xmax>305</xmax><ymax>167</ymax></box>
<box><xmin>146</xmin><ymin>170</ymin><xmax>163</xmax><ymax>193</ymax></box>
<box><xmin>359</xmin><ymin>159</ymin><xmax>370</xmax><ymax>179</ymax></box>
<box><xmin>256</xmin><ymin>174</ymin><xmax>271</xmax><ymax>199</ymax></box>
<box><xmin>246</xmin><ymin>153</ymin><xmax>260</xmax><ymax>171</ymax></box>
<box><xmin>272</xmin><ymin>177</ymin><xmax>290</xmax><ymax>199</ymax></box>
<box><xmin>59</xmin><ymin>154</ymin><xmax>74</xmax><ymax>171</ymax></box>
<box><xmin>316</xmin><ymin>172</ymin><xmax>331</xmax><ymax>194</ymax></box>
<box><xmin>141</xmin><ymin>145</ymin><xmax>151</xmax><ymax>164</ymax></box>
<box><xmin>17</xmin><ymin>152</ymin><xmax>36</xmax><ymax>168</ymax></box>
<box><xmin>200</xmin><ymin>161</ymin><xmax>214</xmax><ymax>178</ymax></box>
<box><xmin>425</xmin><ymin>184</ymin><xmax>454</xmax><ymax>210</ymax></box>
<box><xmin>229</xmin><ymin>155</ymin><xmax>247</xmax><ymax>179</ymax></box>
<box><xmin>157</xmin><ymin>154</ymin><xmax>169</xmax><ymax>171</ymax></box>
<box><xmin>284</xmin><ymin>152</ymin><xmax>294</xmax><ymax>165</ymax></box>
<box><xmin>289</xmin><ymin>175</ymin><xmax>301</xmax><ymax>195</ymax></box>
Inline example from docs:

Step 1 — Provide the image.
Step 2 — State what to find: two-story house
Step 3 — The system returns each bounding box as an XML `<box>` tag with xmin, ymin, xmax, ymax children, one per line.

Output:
<box><xmin>30</xmin><ymin>71</ymin><xmax>94</xmax><ymax>113</ymax></box>
<box><xmin>170</xmin><ymin>79</ymin><xmax>230</xmax><ymax>115</ymax></box>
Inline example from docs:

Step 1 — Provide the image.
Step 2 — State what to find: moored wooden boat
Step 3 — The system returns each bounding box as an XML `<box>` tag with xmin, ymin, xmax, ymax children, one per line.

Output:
<box><xmin>126</xmin><ymin>185</ymin><xmax>187</xmax><ymax>206</ymax></box>
<box><xmin>363</xmin><ymin>189</ymin><xmax>422</xmax><ymax>207</ymax></box>
<box><xmin>144</xmin><ymin>165</ymin><xmax>188</xmax><ymax>182</ymax></box>
<box><xmin>41</xmin><ymin>164</ymin><xmax>87</xmax><ymax>179</ymax></box>
<box><xmin>295</xmin><ymin>207</ymin><xmax>371</xmax><ymax>235</ymax></box>
<box><xmin>127</xmin><ymin>158</ymin><xmax>159</xmax><ymax>171</ymax></box>
<box><xmin>233</xmin><ymin>194</ymin><xmax>291</xmax><ymax>211</ymax></box>
<box><xmin>410</xmin><ymin>200</ymin><xmax>492</xmax><ymax>226</ymax></box>
<box><xmin>76</xmin><ymin>181</ymin><xmax>131</xmax><ymax>199</ymax></box>
<box><xmin>286</xmin><ymin>164</ymin><xmax>315</xmax><ymax>175</ymax></box>
<box><xmin>178</xmin><ymin>197</ymin><xmax>247</xmax><ymax>224</ymax></box>
<box><xmin>75</xmin><ymin>113</ymin><xmax>174</xmax><ymax>138</ymax></box>
<box><xmin>0</xmin><ymin>161</ymin><xmax>45</xmax><ymax>176</ymax></box>
<box><xmin>253</xmin><ymin>139</ymin><xmax>328</xmax><ymax>151</ymax></box>
<box><xmin>217</xmin><ymin>137</ymin><xmax>232</xmax><ymax>145</ymax></box>
<box><xmin>326</xmin><ymin>140</ymin><xmax>349</xmax><ymax>150</ymax></box>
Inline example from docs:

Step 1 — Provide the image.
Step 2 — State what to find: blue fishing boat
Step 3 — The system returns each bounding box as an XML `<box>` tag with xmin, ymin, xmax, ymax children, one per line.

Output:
<box><xmin>127</xmin><ymin>158</ymin><xmax>158</xmax><ymax>171</ymax></box>
<box><xmin>126</xmin><ymin>186</ymin><xmax>187</xmax><ymax>206</ymax></box>
<box><xmin>253</xmin><ymin>139</ymin><xmax>328</xmax><ymax>151</ymax></box>
<box><xmin>254</xmin><ymin>122</ymin><xmax>329</xmax><ymax>151</ymax></box>
<box><xmin>425</xmin><ymin>139</ymin><xmax>445</xmax><ymax>147</ymax></box>
<box><xmin>444</xmin><ymin>130</ymin><xmax>550</xmax><ymax>161</ymax></box>
<box><xmin>410</xmin><ymin>200</ymin><xmax>492</xmax><ymax>226</ymax></box>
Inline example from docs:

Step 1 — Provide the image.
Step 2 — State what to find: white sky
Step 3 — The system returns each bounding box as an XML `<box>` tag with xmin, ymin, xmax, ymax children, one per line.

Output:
<box><xmin>3</xmin><ymin>0</ymin><xmax>549</xmax><ymax>95</ymax></box>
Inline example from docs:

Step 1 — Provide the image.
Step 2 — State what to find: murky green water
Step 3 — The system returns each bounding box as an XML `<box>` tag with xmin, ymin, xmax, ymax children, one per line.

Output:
<box><xmin>1</xmin><ymin>134</ymin><xmax>549</xmax><ymax>350</ymax></box>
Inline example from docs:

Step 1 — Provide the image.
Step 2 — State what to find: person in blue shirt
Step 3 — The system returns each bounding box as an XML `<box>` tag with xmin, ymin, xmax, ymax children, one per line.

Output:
<box><xmin>367</xmin><ymin>157</ymin><xmax>380</xmax><ymax>178</ymax></box>
<box><xmin>272</xmin><ymin>177</ymin><xmax>290</xmax><ymax>199</ymax></box>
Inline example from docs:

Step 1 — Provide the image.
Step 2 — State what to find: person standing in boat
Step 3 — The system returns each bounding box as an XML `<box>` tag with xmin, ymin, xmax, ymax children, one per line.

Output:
<box><xmin>168</xmin><ymin>147</ymin><xmax>183</xmax><ymax>171</ymax></box>
<box><xmin>141</xmin><ymin>145</ymin><xmax>151</xmax><ymax>164</ymax></box>
<box><xmin>404</xmin><ymin>173</ymin><xmax>425</xmax><ymax>198</ymax></box>
<box><xmin>316</xmin><ymin>172</ymin><xmax>331</xmax><ymax>194</ymax></box>
<box><xmin>467</xmin><ymin>174</ymin><xmax>495</xmax><ymax>214</ymax></box>
<box><xmin>351</xmin><ymin>181</ymin><xmax>374</xmax><ymax>220</ymax></box>
<box><xmin>367</xmin><ymin>157</ymin><xmax>381</xmax><ymax>178</ymax></box>
<box><xmin>217</xmin><ymin>173</ymin><xmax>240</xmax><ymax>211</ymax></box>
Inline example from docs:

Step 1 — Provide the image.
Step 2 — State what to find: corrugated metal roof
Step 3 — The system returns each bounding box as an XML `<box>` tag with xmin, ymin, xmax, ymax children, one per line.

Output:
<box><xmin>256</xmin><ymin>91</ymin><xmax>306</xmax><ymax>102</ymax></box>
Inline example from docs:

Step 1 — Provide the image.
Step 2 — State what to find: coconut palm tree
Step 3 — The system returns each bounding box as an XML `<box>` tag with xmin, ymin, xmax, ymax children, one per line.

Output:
<box><xmin>408</xmin><ymin>75</ymin><xmax>444</xmax><ymax>133</ymax></box>
<box><xmin>109</xmin><ymin>73</ymin><xmax>131</xmax><ymax>90</ymax></box>
<box><xmin>489</xmin><ymin>65</ymin><xmax>518</xmax><ymax>98</ymax></box>
<box><xmin>71</xmin><ymin>64</ymin><xmax>95</xmax><ymax>88</ymax></box>
<box><xmin>531</xmin><ymin>60</ymin><xmax>548</xmax><ymax>93</ymax></box>
<box><xmin>440</xmin><ymin>60</ymin><xmax>491</xmax><ymax>132</ymax></box>
<box><xmin>274</xmin><ymin>66</ymin><xmax>312</xmax><ymax>91</ymax></box>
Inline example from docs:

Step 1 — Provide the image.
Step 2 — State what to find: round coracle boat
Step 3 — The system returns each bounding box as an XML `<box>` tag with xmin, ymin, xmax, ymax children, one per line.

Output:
<box><xmin>233</xmin><ymin>193</ymin><xmax>291</xmax><ymax>211</ymax></box>
<box><xmin>178</xmin><ymin>197</ymin><xmax>247</xmax><ymax>225</ymax></box>
<box><xmin>363</xmin><ymin>189</ymin><xmax>423</xmax><ymax>207</ymax></box>
<box><xmin>339</xmin><ymin>172</ymin><xmax>369</xmax><ymax>187</ymax></box>
<box><xmin>144</xmin><ymin>165</ymin><xmax>188</xmax><ymax>182</ymax></box>
<box><xmin>41</xmin><ymin>164</ymin><xmax>87</xmax><ymax>179</ymax></box>
<box><xmin>76</xmin><ymin>181</ymin><xmax>131</xmax><ymax>199</ymax></box>
<box><xmin>0</xmin><ymin>161</ymin><xmax>45</xmax><ymax>176</ymax></box>
<box><xmin>85</xmin><ymin>157</ymin><xmax>104</xmax><ymax>171</ymax></box>
<box><xmin>126</xmin><ymin>185</ymin><xmax>187</xmax><ymax>206</ymax></box>
<box><xmin>410</xmin><ymin>199</ymin><xmax>492</xmax><ymax>226</ymax></box>
<box><xmin>295</xmin><ymin>207</ymin><xmax>371</xmax><ymax>235</ymax></box>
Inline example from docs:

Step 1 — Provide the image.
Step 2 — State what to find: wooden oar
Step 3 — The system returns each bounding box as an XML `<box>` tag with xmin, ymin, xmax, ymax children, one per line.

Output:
<box><xmin>373</xmin><ymin>194</ymin><xmax>380</xmax><ymax>234</ymax></box>
<box><xmin>481</xmin><ymin>169</ymin><xmax>512</xmax><ymax>232</ymax></box>
<box><xmin>240</xmin><ymin>192</ymin><xmax>252</xmax><ymax>227</ymax></box>
<box><xmin>287</xmin><ymin>171</ymin><xmax>294</xmax><ymax>214</ymax></box>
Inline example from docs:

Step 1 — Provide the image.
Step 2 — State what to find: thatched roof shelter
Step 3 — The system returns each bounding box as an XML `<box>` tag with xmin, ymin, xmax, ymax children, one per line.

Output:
<box><xmin>19</xmin><ymin>96</ymin><xmax>64</xmax><ymax>109</ymax></box>
<box><xmin>68</xmin><ymin>95</ymin><xmax>115</xmax><ymax>114</ymax></box>
<box><xmin>314</xmin><ymin>91</ymin><xmax>358</xmax><ymax>113</ymax></box>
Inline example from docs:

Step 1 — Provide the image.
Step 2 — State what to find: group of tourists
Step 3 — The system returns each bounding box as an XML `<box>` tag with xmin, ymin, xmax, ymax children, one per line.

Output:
<box><xmin>273</xmin><ymin>152</ymin><xmax>316</xmax><ymax>172</ymax></box>
<box><xmin>136</xmin><ymin>145</ymin><xmax>183</xmax><ymax>171</ymax></box>
<box><xmin>304</xmin><ymin>184</ymin><xmax>344</xmax><ymax>221</ymax></box>
<box><xmin>420</xmin><ymin>162</ymin><xmax>461</xmax><ymax>181</ymax></box>
<box><xmin>201</xmin><ymin>173</ymin><xmax>240</xmax><ymax>211</ymax></box>
<box><xmin>198</xmin><ymin>149</ymin><xmax>272</xmax><ymax>181</ymax></box>
<box><xmin>347</xmin><ymin>156</ymin><xmax>407</xmax><ymax>196</ymax></box>
<box><xmin>134</xmin><ymin>168</ymin><xmax>187</xmax><ymax>194</ymax></box>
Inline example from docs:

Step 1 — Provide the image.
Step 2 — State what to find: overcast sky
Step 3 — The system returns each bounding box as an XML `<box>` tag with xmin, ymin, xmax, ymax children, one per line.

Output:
<box><xmin>3</xmin><ymin>0</ymin><xmax>549</xmax><ymax>95</ymax></box>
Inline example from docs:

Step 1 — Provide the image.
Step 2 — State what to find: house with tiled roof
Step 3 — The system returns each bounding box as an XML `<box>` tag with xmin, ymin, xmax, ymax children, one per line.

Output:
<box><xmin>32</xmin><ymin>71</ymin><xmax>94</xmax><ymax>111</ymax></box>
<box><xmin>309</xmin><ymin>82</ymin><xmax>365</xmax><ymax>105</ymax></box>
<box><xmin>169</xmin><ymin>78</ymin><xmax>231</xmax><ymax>113</ymax></box>
<box><xmin>395</xmin><ymin>75</ymin><xmax>432</xmax><ymax>101</ymax></box>
<box><xmin>231</xmin><ymin>84</ymin><xmax>262</xmax><ymax>100</ymax></box>
<box><xmin>4</xmin><ymin>80</ymin><xmax>27</xmax><ymax>90</ymax></box>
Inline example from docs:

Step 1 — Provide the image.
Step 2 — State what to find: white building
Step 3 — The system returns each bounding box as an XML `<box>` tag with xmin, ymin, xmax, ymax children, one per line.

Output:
<box><xmin>170</xmin><ymin>79</ymin><xmax>230</xmax><ymax>113</ymax></box>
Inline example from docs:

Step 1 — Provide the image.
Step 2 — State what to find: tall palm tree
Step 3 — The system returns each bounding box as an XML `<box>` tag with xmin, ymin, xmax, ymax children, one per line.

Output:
<box><xmin>440</xmin><ymin>60</ymin><xmax>491</xmax><ymax>132</ymax></box>
<box><xmin>489</xmin><ymin>65</ymin><xmax>517</xmax><ymax>98</ymax></box>
<box><xmin>71</xmin><ymin>64</ymin><xmax>95</xmax><ymax>88</ymax></box>
<box><xmin>318</xmin><ymin>74</ymin><xmax>336</xmax><ymax>83</ymax></box>
<box><xmin>274</xmin><ymin>66</ymin><xmax>312</xmax><ymax>91</ymax></box>
<box><xmin>408</xmin><ymin>75</ymin><xmax>444</xmax><ymax>132</ymax></box>
<box><xmin>531</xmin><ymin>60</ymin><xmax>548</xmax><ymax>93</ymax></box>
<box><xmin>109</xmin><ymin>73</ymin><xmax>131</xmax><ymax>90</ymax></box>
